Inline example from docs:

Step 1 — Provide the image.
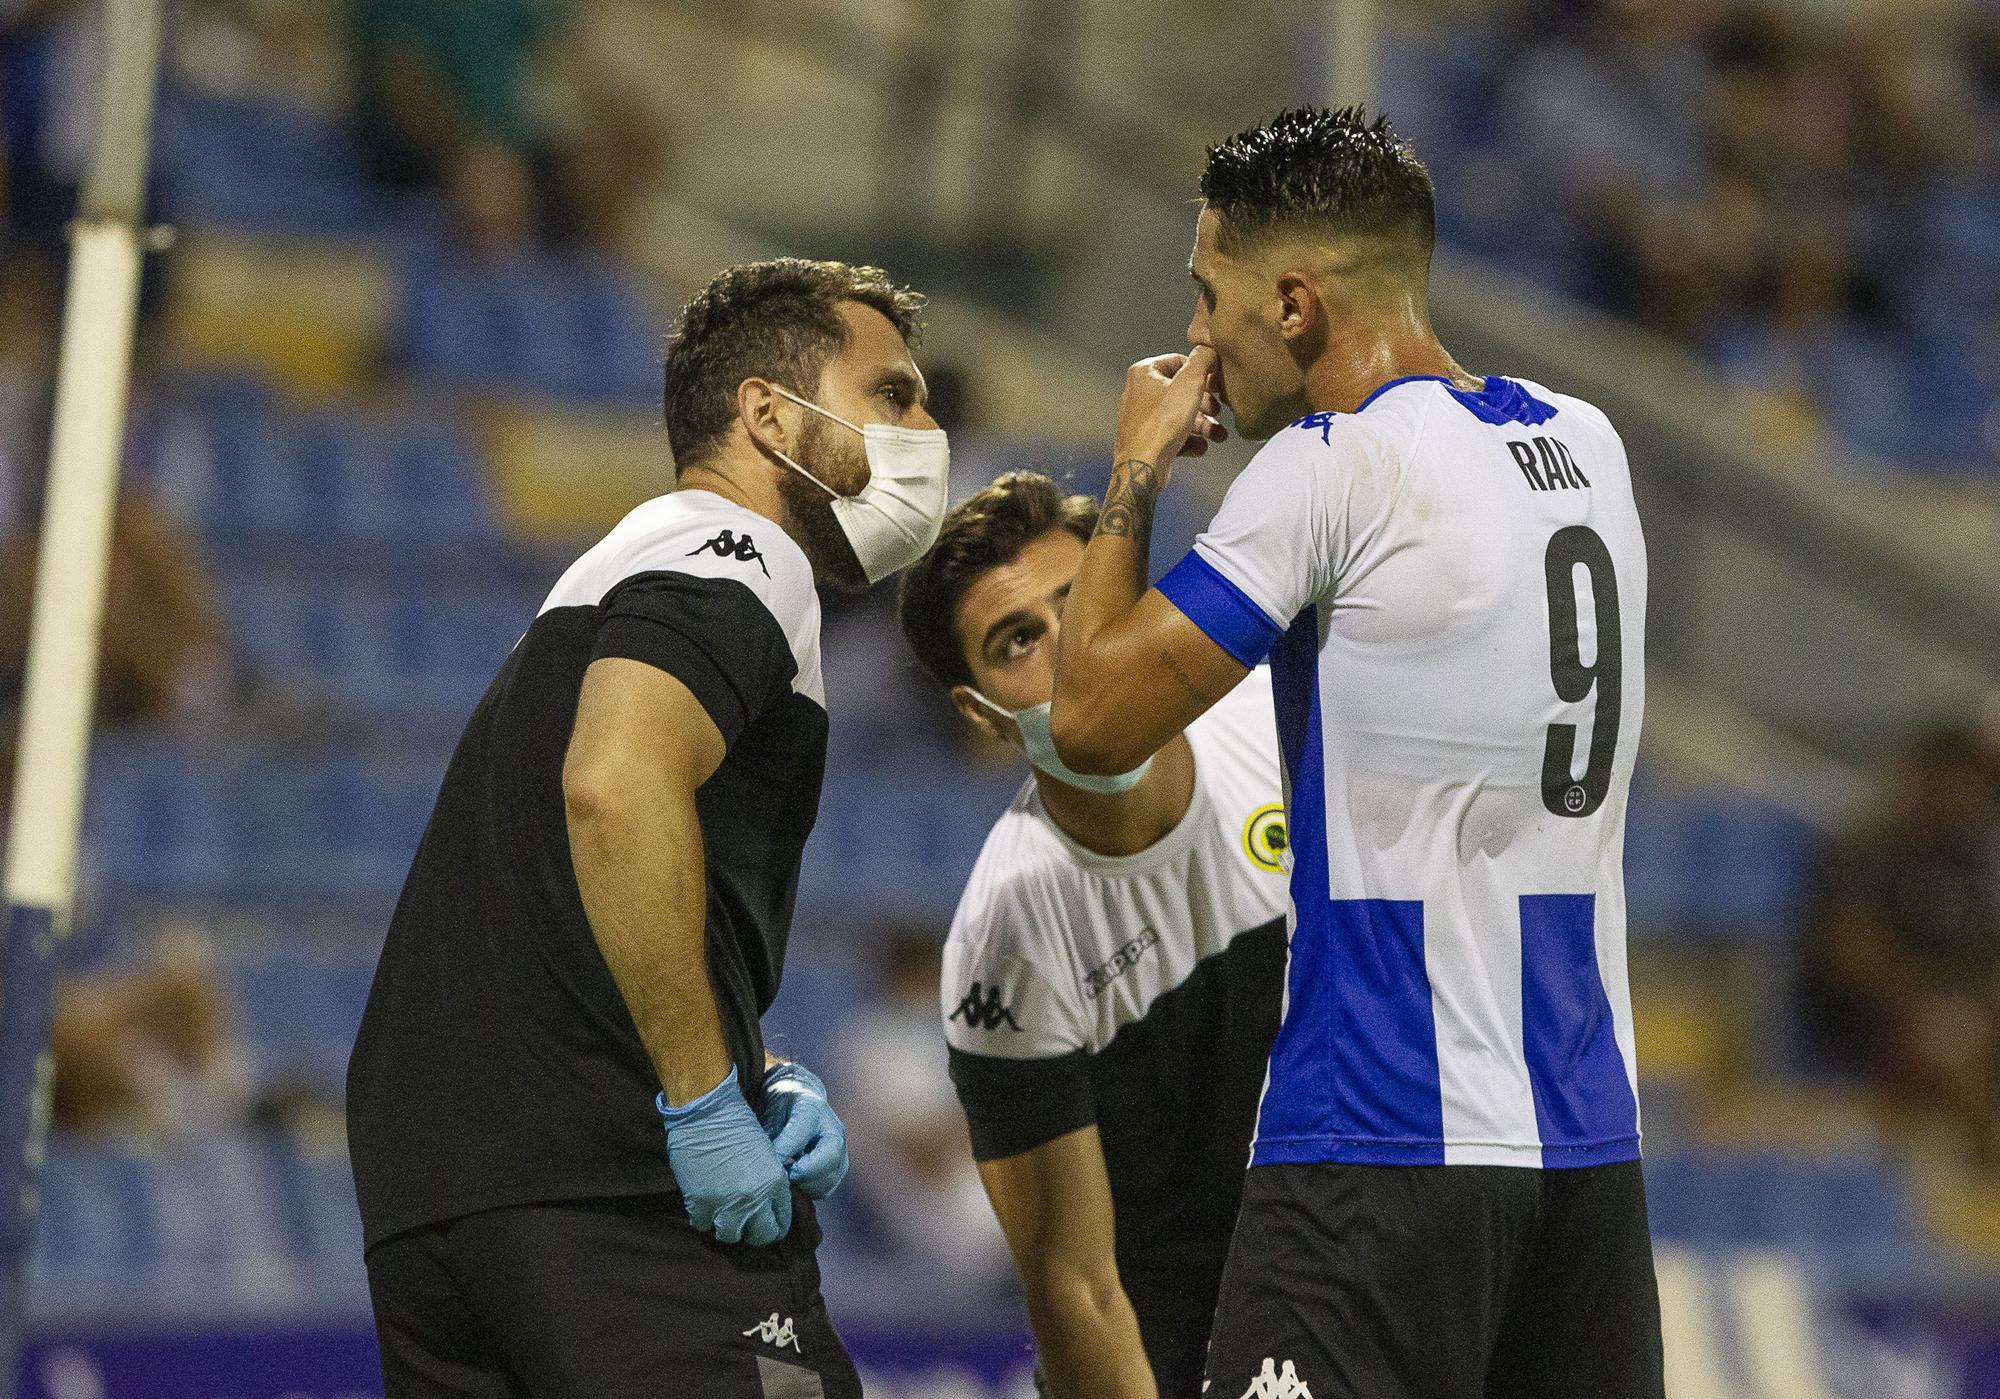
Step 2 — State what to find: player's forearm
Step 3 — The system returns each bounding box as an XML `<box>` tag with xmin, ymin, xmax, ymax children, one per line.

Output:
<box><xmin>1051</xmin><ymin>457</ymin><xmax>1163</xmax><ymax>770</ymax></box>
<box><xmin>1022</xmin><ymin>1264</ymin><xmax>1158</xmax><ymax>1399</ymax></box>
<box><xmin>566</xmin><ymin>770</ymin><xmax>732</xmax><ymax>1104</ymax></box>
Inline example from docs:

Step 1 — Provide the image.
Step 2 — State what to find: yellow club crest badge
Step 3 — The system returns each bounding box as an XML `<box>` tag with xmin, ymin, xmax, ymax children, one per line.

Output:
<box><xmin>1242</xmin><ymin>803</ymin><xmax>1288</xmax><ymax>873</ymax></box>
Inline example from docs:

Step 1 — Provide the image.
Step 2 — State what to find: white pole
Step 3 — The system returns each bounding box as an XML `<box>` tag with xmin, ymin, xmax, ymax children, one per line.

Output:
<box><xmin>1326</xmin><ymin>0</ymin><xmax>1378</xmax><ymax>112</ymax></box>
<box><xmin>0</xmin><ymin>0</ymin><xmax>165</xmax><ymax>1384</ymax></box>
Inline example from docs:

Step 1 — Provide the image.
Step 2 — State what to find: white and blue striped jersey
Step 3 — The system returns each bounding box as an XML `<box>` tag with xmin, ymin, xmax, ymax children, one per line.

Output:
<box><xmin>1155</xmin><ymin>375</ymin><xmax>1648</xmax><ymax>1170</ymax></box>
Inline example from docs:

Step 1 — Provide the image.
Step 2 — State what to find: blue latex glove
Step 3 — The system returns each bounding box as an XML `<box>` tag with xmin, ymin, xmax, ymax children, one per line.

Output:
<box><xmin>758</xmin><ymin>1061</ymin><xmax>849</xmax><ymax>1200</ymax></box>
<box><xmin>656</xmin><ymin>1067</ymin><xmax>793</xmax><ymax>1246</ymax></box>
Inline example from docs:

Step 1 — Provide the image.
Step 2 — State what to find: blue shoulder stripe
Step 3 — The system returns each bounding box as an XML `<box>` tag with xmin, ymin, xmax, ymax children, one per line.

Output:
<box><xmin>1293</xmin><ymin>375</ymin><xmax>1560</xmax><ymax>431</ymax></box>
<box><xmin>1156</xmin><ymin>550</ymin><xmax>1283</xmax><ymax>668</ymax></box>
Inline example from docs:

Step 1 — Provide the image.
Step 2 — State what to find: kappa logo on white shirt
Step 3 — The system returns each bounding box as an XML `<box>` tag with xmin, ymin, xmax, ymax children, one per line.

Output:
<box><xmin>1239</xmin><ymin>1358</ymin><xmax>1311</xmax><ymax>1399</ymax></box>
<box><xmin>742</xmin><ymin>1312</ymin><xmax>802</xmax><ymax>1353</ymax></box>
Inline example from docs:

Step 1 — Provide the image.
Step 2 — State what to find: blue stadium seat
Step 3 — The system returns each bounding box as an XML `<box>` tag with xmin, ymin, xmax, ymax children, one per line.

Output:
<box><xmin>1643</xmin><ymin>1151</ymin><xmax>1922</xmax><ymax>1281</ymax></box>
<box><xmin>33</xmin><ymin>1142</ymin><xmax>146</xmax><ymax>1293</ymax></box>
<box><xmin>168</xmin><ymin>396</ymin><xmax>497</xmax><ymax>547</ymax></box>
<box><xmin>227</xmin><ymin>570</ymin><xmax>527</xmax><ymax>721</ymax></box>
<box><xmin>160</xmin><ymin>97</ymin><xmax>392</xmax><ymax>235</ymax></box>
<box><xmin>127</xmin><ymin>1139</ymin><xmax>290</xmax><ymax>1290</ymax></box>
<box><xmin>228</xmin><ymin>947</ymin><xmax>375</xmax><ymax>1088</ymax></box>
<box><xmin>268</xmin><ymin>1141</ymin><xmax>368</xmax><ymax>1300</ymax></box>
<box><xmin>797</xmin><ymin>761</ymin><xmax>1020</xmax><ymax>923</ymax></box>
<box><xmin>1622</xmin><ymin>786</ymin><xmax>1699</xmax><ymax>934</ymax></box>
<box><xmin>84</xmin><ymin>743</ymin><xmax>233</xmax><ymax>897</ymax></box>
<box><xmin>85</xmin><ymin>733</ymin><xmax>450</xmax><ymax>900</ymax></box>
<box><xmin>35</xmin><ymin>1137</ymin><xmax>298</xmax><ymax>1307</ymax></box>
<box><xmin>765</xmin><ymin>957</ymin><xmax>870</xmax><ymax>1073</ymax></box>
<box><xmin>33</xmin><ymin>1130</ymin><xmax>379</xmax><ymax>1309</ymax></box>
<box><xmin>396</xmin><ymin>238</ymin><xmax>665</xmax><ymax>407</ymax></box>
<box><xmin>169</xmin><ymin>97</ymin><xmax>366</xmax><ymax>185</ymax></box>
<box><xmin>1683</xmin><ymin>796</ymin><xmax>1816</xmax><ymax>939</ymax></box>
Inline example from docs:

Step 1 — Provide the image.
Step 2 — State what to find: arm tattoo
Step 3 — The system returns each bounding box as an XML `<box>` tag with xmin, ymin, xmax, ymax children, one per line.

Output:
<box><xmin>1097</xmin><ymin>458</ymin><xmax>1162</xmax><ymax>550</ymax></box>
<box><xmin>1158</xmin><ymin>646</ymin><xmax>1205</xmax><ymax>700</ymax></box>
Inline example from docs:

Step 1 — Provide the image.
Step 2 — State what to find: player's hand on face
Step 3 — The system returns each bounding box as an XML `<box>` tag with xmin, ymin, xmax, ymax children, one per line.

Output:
<box><xmin>757</xmin><ymin>1061</ymin><xmax>849</xmax><ymax>1199</ymax></box>
<box><xmin>1113</xmin><ymin>346</ymin><xmax>1227</xmax><ymax>474</ymax></box>
<box><xmin>657</xmin><ymin>1067</ymin><xmax>795</xmax><ymax>1246</ymax></box>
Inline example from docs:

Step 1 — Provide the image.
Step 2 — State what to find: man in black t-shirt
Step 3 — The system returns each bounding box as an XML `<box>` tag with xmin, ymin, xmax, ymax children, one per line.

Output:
<box><xmin>346</xmin><ymin>258</ymin><xmax>950</xmax><ymax>1399</ymax></box>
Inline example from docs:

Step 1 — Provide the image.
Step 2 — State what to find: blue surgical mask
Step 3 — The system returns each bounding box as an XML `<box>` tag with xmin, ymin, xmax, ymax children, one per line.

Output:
<box><xmin>969</xmin><ymin>691</ymin><xmax>1154</xmax><ymax>795</ymax></box>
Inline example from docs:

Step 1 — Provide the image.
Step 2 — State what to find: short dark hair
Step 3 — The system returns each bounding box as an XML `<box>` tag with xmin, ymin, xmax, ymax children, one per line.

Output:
<box><xmin>1200</xmin><ymin>106</ymin><xmax>1435</xmax><ymax>260</ymax></box>
<box><xmin>663</xmin><ymin>258</ymin><xmax>926</xmax><ymax>466</ymax></box>
<box><xmin>898</xmin><ymin>471</ymin><xmax>1098</xmax><ymax>690</ymax></box>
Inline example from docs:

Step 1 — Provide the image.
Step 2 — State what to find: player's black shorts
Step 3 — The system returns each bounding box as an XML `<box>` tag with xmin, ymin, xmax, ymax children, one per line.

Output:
<box><xmin>365</xmin><ymin>1191</ymin><xmax>861</xmax><ymax>1399</ymax></box>
<box><xmin>1204</xmin><ymin>1160</ymin><xmax>1664</xmax><ymax>1399</ymax></box>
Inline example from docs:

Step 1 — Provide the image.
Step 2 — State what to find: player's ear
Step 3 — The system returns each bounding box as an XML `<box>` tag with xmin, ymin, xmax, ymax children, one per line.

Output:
<box><xmin>951</xmin><ymin>684</ymin><xmax>1008</xmax><ymax>745</ymax></box>
<box><xmin>737</xmin><ymin>378</ymin><xmax>791</xmax><ymax>454</ymax></box>
<box><xmin>1274</xmin><ymin>270</ymin><xmax>1320</xmax><ymax>343</ymax></box>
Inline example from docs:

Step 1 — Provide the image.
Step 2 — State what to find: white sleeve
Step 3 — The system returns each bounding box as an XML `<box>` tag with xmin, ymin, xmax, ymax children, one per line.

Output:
<box><xmin>939</xmin><ymin>879</ymin><xmax>1089</xmax><ymax>1062</ymax></box>
<box><xmin>610</xmin><ymin>513</ymin><xmax>817</xmax><ymax>639</ymax></box>
<box><xmin>542</xmin><ymin>499</ymin><xmax>818</xmax><ymax>642</ymax></box>
<box><xmin>1155</xmin><ymin>414</ymin><xmax>1361</xmax><ymax>664</ymax></box>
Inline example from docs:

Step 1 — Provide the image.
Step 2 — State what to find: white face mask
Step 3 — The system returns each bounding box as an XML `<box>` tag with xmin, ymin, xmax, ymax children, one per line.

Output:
<box><xmin>767</xmin><ymin>386</ymin><xmax>951</xmax><ymax>585</ymax></box>
<box><xmin>968</xmin><ymin>690</ymin><xmax>1154</xmax><ymax>796</ymax></box>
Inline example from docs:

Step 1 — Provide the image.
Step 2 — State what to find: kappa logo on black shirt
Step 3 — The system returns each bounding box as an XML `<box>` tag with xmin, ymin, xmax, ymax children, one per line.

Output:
<box><xmin>948</xmin><ymin>982</ymin><xmax>1022</xmax><ymax>1032</ymax></box>
<box><xmin>688</xmin><ymin>529</ymin><xmax>769</xmax><ymax>577</ymax></box>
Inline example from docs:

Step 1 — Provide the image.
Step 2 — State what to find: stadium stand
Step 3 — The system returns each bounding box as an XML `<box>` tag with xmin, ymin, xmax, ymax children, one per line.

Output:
<box><xmin>1</xmin><ymin>3</ymin><xmax>1996</xmax><ymax>1396</ymax></box>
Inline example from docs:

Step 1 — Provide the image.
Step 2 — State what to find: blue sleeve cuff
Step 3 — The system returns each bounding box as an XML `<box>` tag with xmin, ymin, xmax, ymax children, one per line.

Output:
<box><xmin>1156</xmin><ymin>550</ymin><xmax>1283</xmax><ymax>667</ymax></box>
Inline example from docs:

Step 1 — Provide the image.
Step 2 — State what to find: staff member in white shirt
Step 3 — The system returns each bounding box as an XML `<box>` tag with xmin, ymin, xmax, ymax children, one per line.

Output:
<box><xmin>898</xmin><ymin>470</ymin><xmax>1290</xmax><ymax>1399</ymax></box>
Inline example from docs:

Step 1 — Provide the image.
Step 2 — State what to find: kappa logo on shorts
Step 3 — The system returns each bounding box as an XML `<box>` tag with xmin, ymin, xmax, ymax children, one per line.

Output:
<box><xmin>1239</xmin><ymin>1359</ymin><xmax>1312</xmax><ymax>1399</ymax></box>
<box><xmin>948</xmin><ymin>982</ymin><xmax>1021</xmax><ymax>1032</ymax></box>
<box><xmin>690</xmin><ymin>529</ymin><xmax>770</xmax><ymax>577</ymax></box>
<box><xmin>742</xmin><ymin>1312</ymin><xmax>802</xmax><ymax>1353</ymax></box>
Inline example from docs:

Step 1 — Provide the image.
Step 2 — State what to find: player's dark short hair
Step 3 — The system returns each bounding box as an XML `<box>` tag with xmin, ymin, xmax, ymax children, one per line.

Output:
<box><xmin>664</xmin><ymin>258</ymin><xmax>926</xmax><ymax>466</ymax></box>
<box><xmin>1200</xmin><ymin>105</ymin><xmax>1435</xmax><ymax>261</ymax></box>
<box><xmin>898</xmin><ymin>471</ymin><xmax>1098</xmax><ymax>690</ymax></box>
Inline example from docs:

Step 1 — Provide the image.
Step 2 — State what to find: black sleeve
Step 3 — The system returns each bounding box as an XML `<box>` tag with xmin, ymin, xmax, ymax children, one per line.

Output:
<box><xmin>948</xmin><ymin>1045</ymin><xmax>1097</xmax><ymax>1161</ymax></box>
<box><xmin>591</xmin><ymin>571</ymin><xmax>798</xmax><ymax>748</ymax></box>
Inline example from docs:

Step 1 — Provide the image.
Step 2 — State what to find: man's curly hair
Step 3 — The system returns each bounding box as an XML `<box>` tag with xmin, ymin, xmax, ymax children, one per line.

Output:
<box><xmin>898</xmin><ymin>472</ymin><xmax>1098</xmax><ymax>691</ymax></box>
<box><xmin>664</xmin><ymin>258</ymin><xmax>926</xmax><ymax>466</ymax></box>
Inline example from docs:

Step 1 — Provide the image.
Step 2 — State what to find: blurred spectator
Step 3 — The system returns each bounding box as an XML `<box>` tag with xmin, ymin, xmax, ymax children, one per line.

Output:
<box><xmin>0</xmin><ymin>0</ymin><xmax>97</xmax><ymax>258</ymax></box>
<box><xmin>0</xmin><ymin>494</ymin><xmax>235</xmax><ymax>735</ymax></box>
<box><xmin>921</xmin><ymin>362</ymin><xmax>974</xmax><ymax>436</ymax></box>
<box><xmin>0</xmin><ymin>252</ymin><xmax>237</xmax><ymax>784</ymax></box>
<box><xmin>830</xmin><ymin>929</ymin><xmax>1014</xmax><ymax>1298</ymax></box>
<box><xmin>0</xmin><ymin>0</ymin><xmax>170</xmax><ymax>315</ymax></box>
<box><xmin>1706</xmin><ymin>224</ymin><xmax>1912</xmax><ymax>458</ymax></box>
<box><xmin>1466</xmin><ymin>0</ymin><xmax>2000</xmax><ymax>470</ymax></box>
<box><xmin>1503</xmin><ymin>0</ymin><xmax>1718</xmax><ymax>208</ymax></box>
<box><xmin>350</xmin><ymin>0</ymin><xmax>668</xmax><ymax>252</ymax></box>
<box><xmin>51</xmin><ymin>926</ymin><xmax>248</xmax><ymax>1142</ymax></box>
<box><xmin>442</xmin><ymin>139</ymin><xmax>542</xmax><ymax>264</ymax></box>
<box><xmin>1799</xmin><ymin>725</ymin><xmax>2000</xmax><ymax>1168</ymax></box>
<box><xmin>173</xmin><ymin>0</ymin><xmax>350</xmax><ymax>112</ymax></box>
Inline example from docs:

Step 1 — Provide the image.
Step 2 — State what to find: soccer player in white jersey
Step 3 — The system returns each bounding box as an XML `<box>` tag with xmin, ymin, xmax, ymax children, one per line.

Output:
<box><xmin>896</xmin><ymin>472</ymin><xmax>1291</xmax><ymax>1399</ymax></box>
<box><xmin>1046</xmin><ymin>108</ymin><xmax>1664</xmax><ymax>1398</ymax></box>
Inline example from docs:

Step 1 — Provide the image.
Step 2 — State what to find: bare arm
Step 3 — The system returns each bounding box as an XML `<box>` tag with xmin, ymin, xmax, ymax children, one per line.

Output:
<box><xmin>1051</xmin><ymin>350</ymin><xmax>1245</xmax><ymax>774</ymax></box>
<box><xmin>977</xmin><ymin>1126</ymin><xmax>1157</xmax><ymax>1399</ymax></box>
<box><xmin>564</xmin><ymin>656</ymin><xmax>732</xmax><ymax>1105</ymax></box>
